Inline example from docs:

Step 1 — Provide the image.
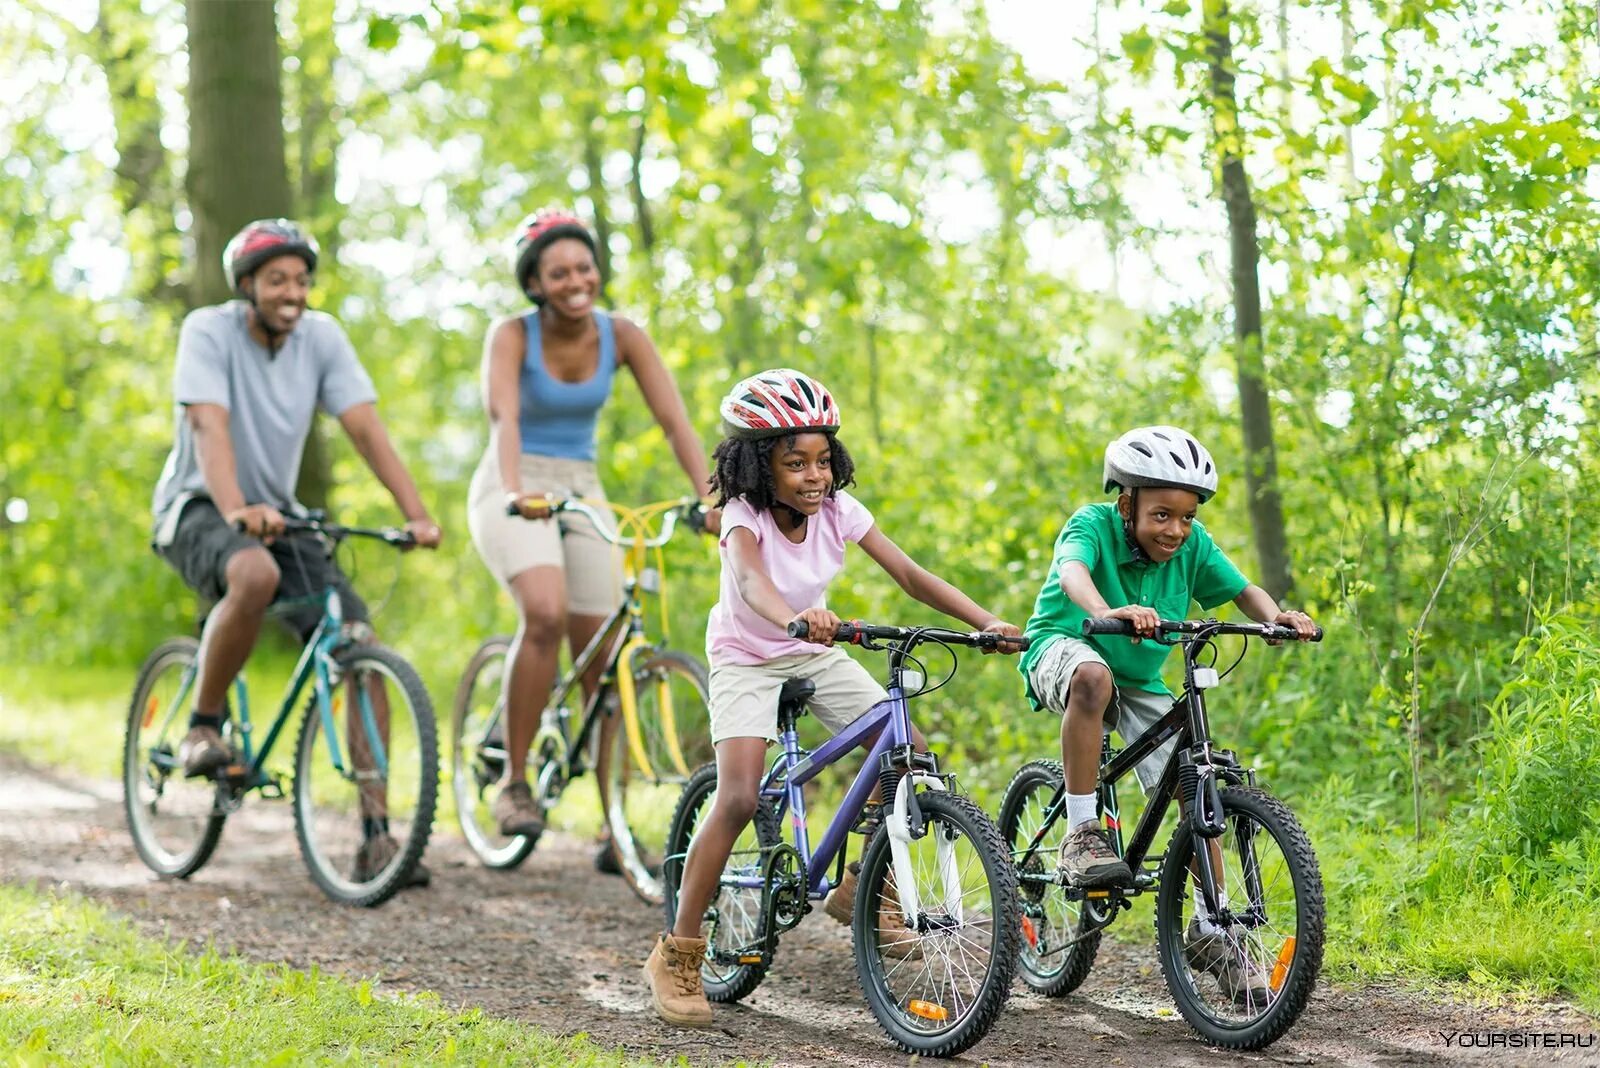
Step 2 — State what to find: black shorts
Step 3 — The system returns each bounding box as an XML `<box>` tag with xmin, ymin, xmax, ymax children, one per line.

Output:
<box><xmin>155</xmin><ymin>499</ymin><xmax>370</xmax><ymax>643</ymax></box>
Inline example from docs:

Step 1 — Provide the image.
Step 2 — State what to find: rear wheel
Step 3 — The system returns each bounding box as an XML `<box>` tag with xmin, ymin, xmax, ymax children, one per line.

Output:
<box><xmin>598</xmin><ymin>648</ymin><xmax>710</xmax><ymax>905</ymax></box>
<box><xmin>854</xmin><ymin>790</ymin><xmax>1019</xmax><ymax>1057</ymax></box>
<box><xmin>123</xmin><ymin>637</ymin><xmax>226</xmax><ymax>878</ymax></box>
<box><xmin>293</xmin><ymin>644</ymin><xmax>437</xmax><ymax>907</ymax></box>
<box><xmin>1155</xmin><ymin>786</ymin><xmax>1324</xmax><ymax>1049</ymax></box>
<box><xmin>450</xmin><ymin>636</ymin><xmax>537</xmax><ymax>869</ymax></box>
<box><xmin>997</xmin><ymin>759</ymin><xmax>1102</xmax><ymax>995</ymax></box>
<box><xmin>661</xmin><ymin>762</ymin><xmax>780</xmax><ymax>1003</ymax></box>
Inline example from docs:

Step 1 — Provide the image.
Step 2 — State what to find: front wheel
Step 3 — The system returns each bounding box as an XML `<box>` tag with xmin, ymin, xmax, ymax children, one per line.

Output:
<box><xmin>450</xmin><ymin>636</ymin><xmax>537</xmax><ymax>869</ymax></box>
<box><xmin>997</xmin><ymin>759</ymin><xmax>1102</xmax><ymax>995</ymax></box>
<box><xmin>661</xmin><ymin>762</ymin><xmax>780</xmax><ymax>1004</ymax></box>
<box><xmin>123</xmin><ymin>637</ymin><xmax>226</xmax><ymax>878</ymax></box>
<box><xmin>854</xmin><ymin>790</ymin><xmax>1020</xmax><ymax>1058</ymax></box>
<box><xmin>293</xmin><ymin>643</ymin><xmax>438</xmax><ymax>907</ymax></box>
<box><xmin>598</xmin><ymin>648</ymin><xmax>711</xmax><ymax>905</ymax></box>
<box><xmin>1154</xmin><ymin>785</ymin><xmax>1324</xmax><ymax>1049</ymax></box>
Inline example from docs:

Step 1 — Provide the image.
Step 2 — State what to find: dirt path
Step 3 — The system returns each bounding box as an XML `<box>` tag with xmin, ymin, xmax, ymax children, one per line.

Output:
<box><xmin>1</xmin><ymin>752</ymin><xmax>1594</xmax><ymax>1067</ymax></box>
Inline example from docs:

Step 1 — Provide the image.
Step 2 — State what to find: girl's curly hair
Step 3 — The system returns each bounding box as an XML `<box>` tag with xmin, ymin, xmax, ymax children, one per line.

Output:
<box><xmin>708</xmin><ymin>432</ymin><xmax>856</xmax><ymax>510</ymax></box>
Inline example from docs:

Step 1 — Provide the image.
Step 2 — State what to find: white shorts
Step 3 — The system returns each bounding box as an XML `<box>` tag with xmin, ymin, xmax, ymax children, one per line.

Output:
<box><xmin>708</xmin><ymin>647</ymin><xmax>890</xmax><ymax>745</ymax></box>
<box><xmin>1028</xmin><ymin>635</ymin><xmax>1179</xmax><ymax>791</ymax></box>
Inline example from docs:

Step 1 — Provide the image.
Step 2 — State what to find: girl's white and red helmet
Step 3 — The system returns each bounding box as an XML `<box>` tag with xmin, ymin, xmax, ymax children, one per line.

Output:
<box><xmin>223</xmin><ymin>219</ymin><xmax>319</xmax><ymax>295</ymax></box>
<box><xmin>1103</xmin><ymin>425</ymin><xmax>1219</xmax><ymax>502</ymax></box>
<box><xmin>720</xmin><ymin>368</ymin><xmax>841</xmax><ymax>440</ymax></box>
<box><xmin>510</xmin><ymin>209</ymin><xmax>596</xmax><ymax>302</ymax></box>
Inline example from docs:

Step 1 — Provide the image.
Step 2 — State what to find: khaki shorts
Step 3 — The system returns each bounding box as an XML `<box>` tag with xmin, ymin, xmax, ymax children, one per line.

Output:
<box><xmin>1028</xmin><ymin>635</ymin><xmax>1178</xmax><ymax>791</ymax></box>
<box><xmin>708</xmin><ymin>647</ymin><xmax>890</xmax><ymax>745</ymax></box>
<box><xmin>467</xmin><ymin>450</ymin><xmax>623</xmax><ymax>616</ymax></box>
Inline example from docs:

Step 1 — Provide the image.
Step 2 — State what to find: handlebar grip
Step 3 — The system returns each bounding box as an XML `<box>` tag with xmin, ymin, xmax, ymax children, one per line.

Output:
<box><xmin>1309</xmin><ymin>626</ymin><xmax>1324</xmax><ymax>643</ymax></box>
<box><xmin>505</xmin><ymin>496</ymin><xmax>559</xmax><ymax>518</ymax></box>
<box><xmin>1081</xmin><ymin>618</ymin><xmax>1135</xmax><ymax>636</ymax></box>
<box><xmin>787</xmin><ymin>620</ymin><xmax>809</xmax><ymax>638</ymax></box>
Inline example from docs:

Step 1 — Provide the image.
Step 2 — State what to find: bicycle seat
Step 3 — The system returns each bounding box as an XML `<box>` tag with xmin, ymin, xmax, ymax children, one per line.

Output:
<box><xmin>776</xmin><ymin>677</ymin><xmax>815</xmax><ymax>732</ymax></box>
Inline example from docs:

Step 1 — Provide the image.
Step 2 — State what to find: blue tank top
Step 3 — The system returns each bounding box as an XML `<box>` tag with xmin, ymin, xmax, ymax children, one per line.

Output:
<box><xmin>518</xmin><ymin>310</ymin><xmax>618</xmax><ymax>461</ymax></box>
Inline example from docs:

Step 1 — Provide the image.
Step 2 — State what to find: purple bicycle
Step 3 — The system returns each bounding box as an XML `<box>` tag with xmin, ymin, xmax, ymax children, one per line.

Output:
<box><xmin>661</xmin><ymin>620</ymin><xmax>1026</xmax><ymax>1057</ymax></box>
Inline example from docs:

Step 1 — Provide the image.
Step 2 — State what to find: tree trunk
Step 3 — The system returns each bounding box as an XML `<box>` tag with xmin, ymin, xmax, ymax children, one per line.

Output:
<box><xmin>582</xmin><ymin>108</ymin><xmax>613</xmax><ymax>299</ymax></box>
<box><xmin>185</xmin><ymin>0</ymin><xmax>332</xmax><ymax>509</ymax></box>
<box><xmin>1203</xmin><ymin>0</ymin><xmax>1294</xmax><ymax>601</ymax></box>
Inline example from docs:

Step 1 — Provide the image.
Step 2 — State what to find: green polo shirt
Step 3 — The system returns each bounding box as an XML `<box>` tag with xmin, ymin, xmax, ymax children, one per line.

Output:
<box><xmin>1019</xmin><ymin>503</ymin><xmax>1250</xmax><ymax>705</ymax></box>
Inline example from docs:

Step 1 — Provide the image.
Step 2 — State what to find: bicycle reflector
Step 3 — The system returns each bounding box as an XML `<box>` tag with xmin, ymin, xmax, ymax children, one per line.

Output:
<box><xmin>907</xmin><ymin>999</ymin><xmax>949</xmax><ymax>1021</ymax></box>
<box><xmin>143</xmin><ymin>696</ymin><xmax>159</xmax><ymax>729</ymax></box>
<box><xmin>1020</xmin><ymin>915</ymin><xmax>1039</xmax><ymax>949</ymax></box>
<box><xmin>1269</xmin><ymin>936</ymin><xmax>1297</xmax><ymax>992</ymax></box>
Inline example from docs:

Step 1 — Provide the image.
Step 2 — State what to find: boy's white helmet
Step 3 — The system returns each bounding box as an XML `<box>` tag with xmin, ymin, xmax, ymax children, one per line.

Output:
<box><xmin>1103</xmin><ymin>426</ymin><xmax>1219</xmax><ymax>503</ymax></box>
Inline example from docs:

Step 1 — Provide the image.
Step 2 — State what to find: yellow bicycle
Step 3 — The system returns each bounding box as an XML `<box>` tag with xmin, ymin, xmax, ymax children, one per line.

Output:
<box><xmin>450</xmin><ymin>496</ymin><xmax>713</xmax><ymax>904</ymax></box>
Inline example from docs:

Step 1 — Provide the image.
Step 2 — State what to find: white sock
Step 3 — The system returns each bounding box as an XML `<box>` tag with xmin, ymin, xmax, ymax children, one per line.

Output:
<box><xmin>1066</xmin><ymin>792</ymin><xmax>1099</xmax><ymax>831</ymax></box>
<box><xmin>1193</xmin><ymin>883</ymin><xmax>1230</xmax><ymax>935</ymax></box>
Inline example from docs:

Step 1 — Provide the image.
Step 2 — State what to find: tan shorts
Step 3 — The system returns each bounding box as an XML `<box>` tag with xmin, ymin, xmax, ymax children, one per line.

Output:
<box><xmin>466</xmin><ymin>450</ymin><xmax>623</xmax><ymax>616</ymax></box>
<box><xmin>708</xmin><ymin>647</ymin><xmax>890</xmax><ymax>745</ymax></box>
<box><xmin>1028</xmin><ymin>635</ymin><xmax>1178</xmax><ymax>791</ymax></box>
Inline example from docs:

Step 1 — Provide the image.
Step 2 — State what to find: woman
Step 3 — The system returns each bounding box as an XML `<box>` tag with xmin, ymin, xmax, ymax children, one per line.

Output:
<box><xmin>468</xmin><ymin>209</ymin><xmax>719</xmax><ymax>842</ymax></box>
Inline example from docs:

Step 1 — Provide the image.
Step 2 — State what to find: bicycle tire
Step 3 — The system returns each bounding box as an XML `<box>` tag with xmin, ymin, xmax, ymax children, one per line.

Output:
<box><xmin>997</xmin><ymin>759</ymin><xmax>1102</xmax><ymax>995</ymax></box>
<box><xmin>123</xmin><ymin>637</ymin><xmax>226</xmax><ymax>878</ymax></box>
<box><xmin>292</xmin><ymin>643</ymin><xmax>438</xmax><ymax>907</ymax></box>
<box><xmin>854</xmin><ymin>790</ymin><xmax>1020</xmax><ymax>1057</ymax></box>
<box><xmin>661</xmin><ymin>761</ymin><xmax>781</xmax><ymax>1003</ymax></box>
<box><xmin>598</xmin><ymin>647</ymin><xmax>710</xmax><ymax>905</ymax></box>
<box><xmin>450</xmin><ymin>635</ymin><xmax>538</xmax><ymax>869</ymax></box>
<box><xmin>1154</xmin><ymin>785</ymin><xmax>1324</xmax><ymax>1049</ymax></box>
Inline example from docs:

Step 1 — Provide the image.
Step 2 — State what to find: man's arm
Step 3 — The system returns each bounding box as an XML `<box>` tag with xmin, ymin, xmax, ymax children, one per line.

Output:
<box><xmin>337</xmin><ymin>402</ymin><xmax>441</xmax><ymax>547</ymax></box>
<box><xmin>187</xmin><ymin>403</ymin><xmax>284</xmax><ymax>537</ymax></box>
<box><xmin>1233</xmin><ymin>584</ymin><xmax>1317</xmax><ymax>639</ymax></box>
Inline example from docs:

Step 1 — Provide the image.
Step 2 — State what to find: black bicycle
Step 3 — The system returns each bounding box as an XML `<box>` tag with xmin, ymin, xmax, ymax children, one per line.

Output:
<box><xmin>998</xmin><ymin>617</ymin><xmax>1323</xmax><ymax>1049</ymax></box>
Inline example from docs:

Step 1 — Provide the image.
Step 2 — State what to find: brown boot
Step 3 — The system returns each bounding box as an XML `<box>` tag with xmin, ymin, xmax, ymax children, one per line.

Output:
<box><xmin>824</xmin><ymin>862</ymin><xmax>921</xmax><ymax>959</ymax></box>
<box><xmin>492</xmin><ymin>781</ymin><xmax>545</xmax><ymax>838</ymax></box>
<box><xmin>642</xmin><ymin>933</ymin><xmax>713</xmax><ymax>1027</ymax></box>
<box><xmin>178</xmin><ymin>724</ymin><xmax>231</xmax><ymax>778</ymax></box>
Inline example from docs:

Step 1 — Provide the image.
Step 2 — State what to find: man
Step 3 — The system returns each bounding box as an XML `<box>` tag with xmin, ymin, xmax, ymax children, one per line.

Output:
<box><xmin>150</xmin><ymin>219</ymin><xmax>443</xmax><ymax>879</ymax></box>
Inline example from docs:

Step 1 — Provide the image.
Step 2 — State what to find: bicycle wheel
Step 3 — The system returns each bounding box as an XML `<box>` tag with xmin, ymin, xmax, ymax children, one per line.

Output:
<box><xmin>661</xmin><ymin>762</ymin><xmax>780</xmax><ymax>1003</ymax></box>
<box><xmin>292</xmin><ymin>643</ymin><xmax>438</xmax><ymax>907</ymax></box>
<box><xmin>854</xmin><ymin>790</ymin><xmax>1020</xmax><ymax>1057</ymax></box>
<box><xmin>123</xmin><ymin>637</ymin><xmax>227</xmax><ymax>878</ymax></box>
<box><xmin>450</xmin><ymin>636</ymin><xmax>537</xmax><ymax>869</ymax></box>
<box><xmin>997</xmin><ymin>759</ymin><xmax>1102</xmax><ymax>996</ymax></box>
<box><xmin>1154</xmin><ymin>785</ymin><xmax>1325</xmax><ymax>1049</ymax></box>
<box><xmin>598</xmin><ymin>647</ymin><xmax>710</xmax><ymax>905</ymax></box>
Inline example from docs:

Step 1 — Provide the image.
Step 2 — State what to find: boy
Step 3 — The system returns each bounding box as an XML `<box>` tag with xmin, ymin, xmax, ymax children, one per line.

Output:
<box><xmin>1018</xmin><ymin>426</ymin><xmax>1315</xmax><ymax>995</ymax></box>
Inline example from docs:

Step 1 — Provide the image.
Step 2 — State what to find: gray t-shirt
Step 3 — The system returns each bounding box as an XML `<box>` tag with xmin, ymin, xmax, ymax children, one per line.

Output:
<box><xmin>151</xmin><ymin>301</ymin><xmax>377</xmax><ymax>543</ymax></box>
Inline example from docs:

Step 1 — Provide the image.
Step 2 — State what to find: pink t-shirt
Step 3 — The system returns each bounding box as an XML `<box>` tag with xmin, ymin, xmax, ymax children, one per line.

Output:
<box><xmin>705</xmin><ymin>490</ymin><xmax>876</xmax><ymax>666</ymax></box>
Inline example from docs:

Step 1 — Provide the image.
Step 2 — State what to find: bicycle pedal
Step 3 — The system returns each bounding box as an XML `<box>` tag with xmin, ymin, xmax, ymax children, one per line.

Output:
<box><xmin>220</xmin><ymin>763</ymin><xmax>251</xmax><ymax>781</ymax></box>
<box><xmin>736</xmin><ymin>951</ymin><xmax>768</xmax><ymax>966</ymax></box>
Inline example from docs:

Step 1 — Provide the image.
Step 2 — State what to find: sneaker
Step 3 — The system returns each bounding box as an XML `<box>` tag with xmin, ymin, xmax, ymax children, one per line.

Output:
<box><xmin>1182</xmin><ymin>917</ymin><xmax>1271</xmax><ymax>1005</ymax></box>
<box><xmin>822</xmin><ymin>862</ymin><xmax>922</xmax><ymax>960</ymax></box>
<box><xmin>594</xmin><ymin>840</ymin><xmax>622</xmax><ymax>876</ymax></box>
<box><xmin>178</xmin><ymin>724</ymin><xmax>231</xmax><ymax>778</ymax></box>
<box><xmin>1057</xmin><ymin>823</ymin><xmax>1133</xmax><ymax>888</ymax></box>
<box><xmin>350</xmin><ymin>833</ymin><xmax>432</xmax><ymax>889</ymax></box>
<box><xmin>642</xmin><ymin>932</ymin><xmax>713</xmax><ymax>1027</ymax></box>
<box><xmin>492</xmin><ymin>781</ymin><xmax>545</xmax><ymax>837</ymax></box>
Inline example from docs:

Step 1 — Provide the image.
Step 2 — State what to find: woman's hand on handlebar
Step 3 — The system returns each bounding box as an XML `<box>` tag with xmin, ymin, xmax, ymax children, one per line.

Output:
<box><xmin>1096</xmin><ymin>604</ymin><xmax>1159</xmax><ymax>642</ymax></box>
<box><xmin>227</xmin><ymin>504</ymin><xmax>286</xmax><ymax>542</ymax></box>
<box><xmin>790</xmin><ymin>608</ymin><xmax>841</xmax><ymax>646</ymax></box>
<box><xmin>505</xmin><ymin>491</ymin><xmax>556</xmax><ymax>520</ymax></box>
<box><xmin>975</xmin><ymin>617</ymin><xmax>1023</xmax><ymax>655</ymax></box>
<box><xmin>700</xmin><ymin>505</ymin><xmax>723</xmax><ymax>537</ymax></box>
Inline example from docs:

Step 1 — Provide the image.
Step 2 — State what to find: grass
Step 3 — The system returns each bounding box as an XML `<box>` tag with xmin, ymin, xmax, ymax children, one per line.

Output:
<box><xmin>0</xmin><ymin>883</ymin><xmax>678</xmax><ymax>1067</ymax></box>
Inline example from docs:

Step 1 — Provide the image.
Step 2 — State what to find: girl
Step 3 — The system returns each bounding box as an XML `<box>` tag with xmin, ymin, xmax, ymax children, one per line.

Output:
<box><xmin>641</xmin><ymin>367</ymin><xmax>1021</xmax><ymax>1026</ymax></box>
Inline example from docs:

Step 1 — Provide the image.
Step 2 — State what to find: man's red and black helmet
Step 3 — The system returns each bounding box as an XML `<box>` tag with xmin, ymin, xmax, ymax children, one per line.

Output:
<box><xmin>223</xmin><ymin>219</ymin><xmax>319</xmax><ymax>295</ymax></box>
<box><xmin>510</xmin><ymin>209</ymin><xmax>596</xmax><ymax>303</ymax></box>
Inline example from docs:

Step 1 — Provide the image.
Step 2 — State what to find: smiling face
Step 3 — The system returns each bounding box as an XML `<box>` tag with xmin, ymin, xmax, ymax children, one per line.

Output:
<box><xmin>1119</xmin><ymin>486</ymin><xmax>1201</xmax><ymax>562</ymax></box>
<box><xmin>769</xmin><ymin>432</ymin><xmax>834</xmax><ymax>519</ymax></box>
<box><xmin>528</xmin><ymin>237</ymin><xmax>600</xmax><ymax>321</ymax></box>
<box><xmin>242</xmin><ymin>253</ymin><xmax>311</xmax><ymax>337</ymax></box>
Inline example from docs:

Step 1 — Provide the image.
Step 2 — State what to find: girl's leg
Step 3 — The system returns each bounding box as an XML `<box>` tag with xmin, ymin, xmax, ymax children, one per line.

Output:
<box><xmin>671</xmin><ymin>737</ymin><xmax>769</xmax><ymax>940</ymax></box>
<box><xmin>502</xmin><ymin>566</ymin><xmax>568</xmax><ymax>785</ymax></box>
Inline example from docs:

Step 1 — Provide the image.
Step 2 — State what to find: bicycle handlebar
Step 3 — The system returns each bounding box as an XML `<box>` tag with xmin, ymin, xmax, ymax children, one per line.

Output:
<box><xmin>1081</xmin><ymin>617</ymin><xmax>1323</xmax><ymax>642</ymax></box>
<box><xmin>787</xmin><ymin>618</ymin><xmax>1031</xmax><ymax>652</ymax></box>
<box><xmin>504</xmin><ymin>495</ymin><xmax>707</xmax><ymax>549</ymax></box>
<box><xmin>234</xmin><ymin>515</ymin><xmax>416</xmax><ymax>548</ymax></box>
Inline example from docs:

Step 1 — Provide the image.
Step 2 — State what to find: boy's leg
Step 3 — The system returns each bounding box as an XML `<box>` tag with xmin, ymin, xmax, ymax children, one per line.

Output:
<box><xmin>1027</xmin><ymin>637</ymin><xmax>1130</xmax><ymax>887</ymax></box>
